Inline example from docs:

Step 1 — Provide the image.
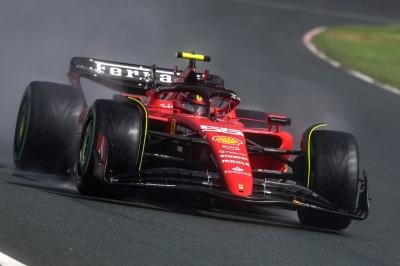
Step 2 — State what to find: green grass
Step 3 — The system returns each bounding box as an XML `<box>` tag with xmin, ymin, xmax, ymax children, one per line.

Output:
<box><xmin>313</xmin><ymin>25</ymin><xmax>400</xmax><ymax>89</ymax></box>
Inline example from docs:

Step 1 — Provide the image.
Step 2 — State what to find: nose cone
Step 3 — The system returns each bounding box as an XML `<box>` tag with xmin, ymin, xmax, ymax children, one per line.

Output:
<box><xmin>205</xmin><ymin>133</ymin><xmax>253</xmax><ymax>197</ymax></box>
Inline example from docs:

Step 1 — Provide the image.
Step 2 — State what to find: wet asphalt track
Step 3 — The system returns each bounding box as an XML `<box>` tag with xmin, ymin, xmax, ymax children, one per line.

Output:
<box><xmin>1</xmin><ymin>0</ymin><xmax>400</xmax><ymax>265</ymax></box>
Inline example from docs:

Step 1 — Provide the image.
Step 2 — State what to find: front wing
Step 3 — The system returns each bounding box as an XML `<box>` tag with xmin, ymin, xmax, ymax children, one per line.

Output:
<box><xmin>107</xmin><ymin>167</ymin><xmax>369</xmax><ymax>220</ymax></box>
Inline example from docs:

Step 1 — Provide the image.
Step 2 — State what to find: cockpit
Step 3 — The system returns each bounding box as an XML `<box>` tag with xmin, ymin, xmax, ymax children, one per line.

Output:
<box><xmin>173</xmin><ymin>90</ymin><xmax>239</xmax><ymax>117</ymax></box>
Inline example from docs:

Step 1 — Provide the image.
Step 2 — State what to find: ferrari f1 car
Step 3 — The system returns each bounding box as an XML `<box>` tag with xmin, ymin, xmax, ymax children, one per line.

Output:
<box><xmin>14</xmin><ymin>52</ymin><xmax>369</xmax><ymax>230</ymax></box>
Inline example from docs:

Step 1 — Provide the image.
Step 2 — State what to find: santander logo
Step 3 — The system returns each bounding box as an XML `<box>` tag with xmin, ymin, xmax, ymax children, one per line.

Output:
<box><xmin>232</xmin><ymin>166</ymin><xmax>243</xmax><ymax>172</ymax></box>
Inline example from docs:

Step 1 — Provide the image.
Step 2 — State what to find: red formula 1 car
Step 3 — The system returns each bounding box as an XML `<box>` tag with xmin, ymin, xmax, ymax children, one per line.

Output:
<box><xmin>14</xmin><ymin>52</ymin><xmax>368</xmax><ymax>230</ymax></box>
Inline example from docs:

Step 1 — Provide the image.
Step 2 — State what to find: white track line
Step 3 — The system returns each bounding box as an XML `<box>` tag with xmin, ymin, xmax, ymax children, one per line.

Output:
<box><xmin>224</xmin><ymin>0</ymin><xmax>398</xmax><ymax>23</ymax></box>
<box><xmin>0</xmin><ymin>252</ymin><xmax>27</xmax><ymax>266</ymax></box>
<box><xmin>303</xmin><ymin>27</ymin><xmax>400</xmax><ymax>96</ymax></box>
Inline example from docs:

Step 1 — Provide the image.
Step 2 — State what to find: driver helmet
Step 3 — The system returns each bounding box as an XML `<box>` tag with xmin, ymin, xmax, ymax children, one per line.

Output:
<box><xmin>177</xmin><ymin>93</ymin><xmax>207</xmax><ymax>116</ymax></box>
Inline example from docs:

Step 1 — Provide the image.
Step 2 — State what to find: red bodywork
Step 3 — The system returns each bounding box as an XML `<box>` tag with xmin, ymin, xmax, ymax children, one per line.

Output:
<box><xmin>114</xmin><ymin>65</ymin><xmax>294</xmax><ymax>198</ymax></box>
<box><xmin>65</xmin><ymin>56</ymin><xmax>369</xmax><ymax>223</ymax></box>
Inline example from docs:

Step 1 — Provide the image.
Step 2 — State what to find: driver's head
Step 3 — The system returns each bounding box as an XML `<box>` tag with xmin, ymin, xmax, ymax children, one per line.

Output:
<box><xmin>178</xmin><ymin>92</ymin><xmax>207</xmax><ymax>116</ymax></box>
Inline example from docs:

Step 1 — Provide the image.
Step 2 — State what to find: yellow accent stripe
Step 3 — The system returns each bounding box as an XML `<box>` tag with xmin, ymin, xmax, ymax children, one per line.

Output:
<box><xmin>181</xmin><ymin>52</ymin><xmax>205</xmax><ymax>61</ymax></box>
<box><xmin>306</xmin><ymin>123</ymin><xmax>328</xmax><ymax>188</ymax></box>
<box><xmin>128</xmin><ymin>97</ymin><xmax>148</xmax><ymax>171</ymax></box>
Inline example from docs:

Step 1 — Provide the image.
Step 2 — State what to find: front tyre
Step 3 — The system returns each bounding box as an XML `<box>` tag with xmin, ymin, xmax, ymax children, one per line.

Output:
<box><xmin>297</xmin><ymin>130</ymin><xmax>359</xmax><ymax>230</ymax></box>
<box><xmin>76</xmin><ymin>99</ymin><xmax>147</xmax><ymax>197</ymax></box>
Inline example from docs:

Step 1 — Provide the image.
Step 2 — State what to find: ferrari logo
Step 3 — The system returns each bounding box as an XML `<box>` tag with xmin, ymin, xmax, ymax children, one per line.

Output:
<box><xmin>212</xmin><ymin>136</ymin><xmax>243</xmax><ymax>146</ymax></box>
<box><xmin>238</xmin><ymin>184</ymin><xmax>244</xmax><ymax>192</ymax></box>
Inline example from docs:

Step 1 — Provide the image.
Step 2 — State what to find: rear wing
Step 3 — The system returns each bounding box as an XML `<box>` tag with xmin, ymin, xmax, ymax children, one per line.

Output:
<box><xmin>69</xmin><ymin>57</ymin><xmax>178</xmax><ymax>95</ymax></box>
<box><xmin>69</xmin><ymin>57</ymin><xmax>224</xmax><ymax>95</ymax></box>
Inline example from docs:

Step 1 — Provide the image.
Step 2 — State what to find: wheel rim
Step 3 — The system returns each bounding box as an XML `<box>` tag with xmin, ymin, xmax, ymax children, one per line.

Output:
<box><xmin>79</xmin><ymin>119</ymin><xmax>94</xmax><ymax>174</ymax></box>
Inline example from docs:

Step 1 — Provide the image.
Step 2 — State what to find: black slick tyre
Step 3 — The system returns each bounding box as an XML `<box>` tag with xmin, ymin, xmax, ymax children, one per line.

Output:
<box><xmin>13</xmin><ymin>81</ymin><xmax>85</xmax><ymax>174</ymax></box>
<box><xmin>76</xmin><ymin>99</ymin><xmax>147</xmax><ymax>198</ymax></box>
<box><xmin>297</xmin><ymin>130</ymin><xmax>359</xmax><ymax>230</ymax></box>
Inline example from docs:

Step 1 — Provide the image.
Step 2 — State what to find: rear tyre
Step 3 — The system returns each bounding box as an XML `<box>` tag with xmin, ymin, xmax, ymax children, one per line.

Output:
<box><xmin>13</xmin><ymin>81</ymin><xmax>85</xmax><ymax>174</ymax></box>
<box><xmin>297</xmin><ymin>130</ymin><xmax>359</xmax><ymax>230</ymax></box>
<box><xmin>76</xmin><ymin>99</ymin><xmax>147</xmax><ymax>198</ymax></box>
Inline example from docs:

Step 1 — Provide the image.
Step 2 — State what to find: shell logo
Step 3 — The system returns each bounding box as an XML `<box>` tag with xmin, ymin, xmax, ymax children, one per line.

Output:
<box><xmin>212</xmin><ymin>136</ymin><xmax>243</xmax><ymax>146</ymax></box>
